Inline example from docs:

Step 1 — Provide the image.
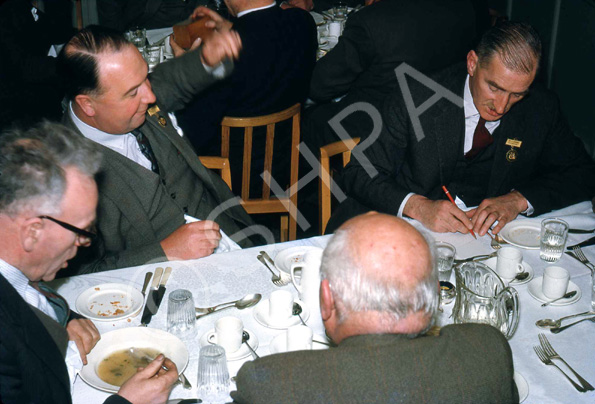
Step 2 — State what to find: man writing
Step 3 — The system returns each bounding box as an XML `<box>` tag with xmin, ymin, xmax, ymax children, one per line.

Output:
<box><xmin>0</xmin><ymin>122</ymin><xmax>178</xmax><ymax>404</ymax></box>
<box><xmin>329</xmin><ymin>22</ymin><xmax>595</xmax><ymax>235</ymax></box>
<box><xmin>58</xmin><ymin>25</ymin><xmax>263</xmax><ymax>275</ymax></box>
<box><xmin>231</xmin><ymin>213</ymin><xmax>518</xmax><ymax>403</ymax></box>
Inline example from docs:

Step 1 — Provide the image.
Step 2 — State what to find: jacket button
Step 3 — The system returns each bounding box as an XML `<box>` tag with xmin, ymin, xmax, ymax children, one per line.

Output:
<box><xmin>183</xmin><ymin>207</ymin><xmax>188</xmax><ymax>213</ymax></box>
<box><xmin>170</xmin><ymin>192</ymin><xmax>176</xmax><ymax>199</ymax></box>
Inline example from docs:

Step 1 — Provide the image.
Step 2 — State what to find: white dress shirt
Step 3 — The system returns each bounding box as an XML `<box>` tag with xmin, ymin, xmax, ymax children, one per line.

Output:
<box><xmin>237</xmin><ymin>2</ymin><xmax>276</xmax><ymax>18</ymax></box>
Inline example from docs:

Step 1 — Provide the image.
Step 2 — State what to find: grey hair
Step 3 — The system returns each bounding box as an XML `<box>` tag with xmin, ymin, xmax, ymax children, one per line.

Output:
<box><xmin>476</xmin><ymin>21</ymin><xmax>542</xmax><ymax>74</ymax></box>
<box><xmin>0</xmin><ymin>122</ymin><xmax>102</xmax><ymax>217</ymax></box>
<box><xmin>320</xmin><ymin>226</ymin><xmax>439</xmax><ymax>325</ymax></box>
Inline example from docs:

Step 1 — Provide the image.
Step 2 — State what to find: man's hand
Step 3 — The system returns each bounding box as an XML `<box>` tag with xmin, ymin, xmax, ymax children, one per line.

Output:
<box><xmin>160</xmin><ymin>220</ymin><xmax>222</xmax><ymax>260</ymax></box>
<box><xmin>403</xmin><ymin>194</ymin><xmax>473</xmax><ymax>234</ymax></box>
<box><xmin>468</xmin><ymin>191</ymin><xmax>528</xmax><ymax>236</ymax></box>
<box><xmin>117</xmin><ymin>355</ymin><xmax>178</xmax><ymax>404</ymax></box>
<box><xmin>66</xmin><ymin>318</ymin><xmax>100</xmax><ymax>365</ymax></box>
<box><xmin>280</xmin><ymin>0</ymin><xmax>314</xmax><ymax>11</ymax></box>
<box><xmin>191</xmin><ymin>6</ymin><xmax>233</xmax><ymax>31</ymax></box>
<box><xmin>200</xmin><ymin>29</ymin><xmax>242</xmax><ymax>67</ymax></box>
<box><xmin>170</xmin><ymin>36</ymin><xmax>202</xmax><ymax>58</ymax></box>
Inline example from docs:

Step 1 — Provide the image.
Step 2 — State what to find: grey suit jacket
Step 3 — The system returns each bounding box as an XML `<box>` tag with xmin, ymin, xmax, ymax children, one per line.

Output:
<box><xmin>64</xmin><ymin>49</ymin><xmax>256</xmax><ymax>274</ymax></box>
<box><xmin>232</xmin><ymin>323</ymin><xmax>518</xmax><ymax>404</ymax></box>
<box><xmin>339</xmin><ymin>64</ymin><xmax>595</xmax><ymax>218</ymax></box>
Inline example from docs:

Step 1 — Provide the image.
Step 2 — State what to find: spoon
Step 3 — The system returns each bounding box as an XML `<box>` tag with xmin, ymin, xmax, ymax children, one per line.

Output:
<box><xmin>242</xmin><ymin>331</ymin><xmax>259</xmax><ymax>359</ymax></box>
<box><xmin>292</xmin><ymin>302</ymin><xmax>307</xmax><ymax>326</ymax></box>
<box><xmin>195</xmin><ymin>293</ymin><xmax>262</xmax><ymax>318</ymax></box>
<box><xmin>535</xmin><ymin>311</ymin><xmax>594</xmax><ymax>329</ymax></box>
<box><xmin>541</xmin><ymin>290</ymin><xmax>578</xmax><ymax>307</ymax></box>
<box><xmin>129</xmin><ymin>348</ymin><xmax>192</xmax><ymax>389</ymax></box>
<box><xmin>511</xmin><ymin>271</ymin><xmax>530</xmax><ymax>282</ymax></box>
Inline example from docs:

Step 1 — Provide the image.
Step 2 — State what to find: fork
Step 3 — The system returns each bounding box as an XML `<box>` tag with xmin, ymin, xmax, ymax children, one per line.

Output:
<box><xmin>539</xmin><ymin>334</ymin><xmax>594</xmax><ymax>391</ymax></box>
<box><xmin>260</xmin><ymin>251</ymin><xmax>292</xmax><ymax>284</ymax></box>
<box><xmin>571</xmin><ymin>246</ymin><xmax>595</xmax><ymax>272</ymax></box>
<box><xmin>533</xmin><ymin>346</ymin><xmax>586</xmax><ymax>392</ymax></box>
<box><xmin>257</xmin><ymin>254</ymin><xmax>289</xmax><ymax>286</ymax></box>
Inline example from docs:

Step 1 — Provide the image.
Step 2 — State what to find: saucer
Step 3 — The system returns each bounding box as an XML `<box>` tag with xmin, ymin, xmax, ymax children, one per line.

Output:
<box><xmin>527</xmin><ymin>277</ymin><xmax>581</xmax><ymax>306</ymax></box>
<box><xmin>484</xmin><ymin>257</ymin><xmax>534</xmax><ymax>285</ymax></box>
<box><xmin>199</xmin><ymin>329</ymin><xmax>258</xmax><ymax>361</ymax></box>
<box><xmin>253</xmin><ymin>299</ymin><xmax>310</xmax><ymax>329</ymax></box>
<box><xmin>273</xmin><ymin>246</ymin><xmax>324</xmax><ymax>276</ymax></box>
<box><xmin>514</xmin><ymin>371</ymin><xmax>529</xmax><ymax>403</ymax></box>
<box><xmin>269</xmin><ymin>333</ymin><xmax>330</xmax><ymax>354</ymax></box>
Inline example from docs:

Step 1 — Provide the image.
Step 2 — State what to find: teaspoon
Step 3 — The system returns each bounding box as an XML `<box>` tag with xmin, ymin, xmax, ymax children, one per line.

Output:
<box><xmin>242</xmin><ymin>331</ymin><xmax>259</xmax><ymax>359</ymax></box>
<box><xmin>535</xmin><ymin>311</ymin><xmax>594</xmax><ymax>329</ymax></box>
<box><xmin>196</xmin><ymin>293</ymin><xmax>262</xmax><ymax>318</ymax></box>
<box><xmin>541</xmin><ymin>290</ymin><xmax>577</xmax><ymax>307</ymax></box>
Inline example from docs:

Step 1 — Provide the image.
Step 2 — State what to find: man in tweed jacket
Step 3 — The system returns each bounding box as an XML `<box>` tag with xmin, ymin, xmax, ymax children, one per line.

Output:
<box><xmin>232</xmin><ymin>213</ymin><xmax>518</xmax><ymax>404</ymax></box>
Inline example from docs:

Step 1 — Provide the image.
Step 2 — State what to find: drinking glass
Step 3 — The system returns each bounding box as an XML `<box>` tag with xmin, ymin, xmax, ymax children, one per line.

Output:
<box><xmin>144</xmin><ymin>45</ymin><xmax>162</xmax><ymax>73</ymax></box>
<box><xmin>197</xmin><ymin>345</ymin><xmax>230</xmax><ymax>404</ymax></box>
<box><xmin>126</xmin><ymin>27</ymin><xmax>147</xmax><ymax>49</ymax></box>
<box><xmin>540</xmin><ymin>218</ymin><xmax>569</xmax><ymax>262</ymax></box>
<box><xmin>333</xmin><ymin>1</ymin><xmax>347</xmax><ymax>20</ymax></box>
<box><xmin>167</xmin><ymin>289</ymin><xmax>196</xmax><ymax>343</ymax></box>
<box><xmin>435</xmin><ymin>241</ymin><xmax>456</xmax><ymax>282</ymax></box>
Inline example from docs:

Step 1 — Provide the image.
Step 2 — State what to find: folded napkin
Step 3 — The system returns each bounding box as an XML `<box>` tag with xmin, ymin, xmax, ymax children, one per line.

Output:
<box><xmin>66</xmin><ymin>341</ymin><xmax>83</xmax><ymax>391</ymax></box>
<box><xmin>537</xmin><ymin>201</ymin><xmax>595</xmax><ymax>230</ymax></box>
<box><xmin>184</xmin><ymin>214</ymin><xmax>241</xmax><ymax>254</ymax></box>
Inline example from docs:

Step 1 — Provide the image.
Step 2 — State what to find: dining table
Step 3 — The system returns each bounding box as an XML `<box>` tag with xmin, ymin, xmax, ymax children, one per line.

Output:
<box><xmin>49</xmin><ymin>201</ymin><xmax>595</xmax><ymax>404</ymax></box>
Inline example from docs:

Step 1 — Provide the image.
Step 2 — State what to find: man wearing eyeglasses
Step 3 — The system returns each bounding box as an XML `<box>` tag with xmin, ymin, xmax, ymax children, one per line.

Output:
<box><xmin>0</xmin><ymin>122</ymin><xmax>178</xmax><ymax>404</ymax></box>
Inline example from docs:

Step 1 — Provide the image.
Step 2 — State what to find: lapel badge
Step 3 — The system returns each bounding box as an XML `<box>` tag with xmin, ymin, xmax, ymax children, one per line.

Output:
<box><xmin>147</xmin><ymin>105</ymin><xmax>160</xmax><ymax>117</ymax></box>
<box><xmin>505</xmin><ymin>138</ymin><xmax>522</xmax><ymax>162</ymax></box>
<box><xmin>148</xmin><ymin>105</ymin><xmax>167</xmax><ymax>127</ymax></box>
<box><xmin>158</xmin><ymin>116</ymin><xmax>167</xmax><ymax>127</ymax></box>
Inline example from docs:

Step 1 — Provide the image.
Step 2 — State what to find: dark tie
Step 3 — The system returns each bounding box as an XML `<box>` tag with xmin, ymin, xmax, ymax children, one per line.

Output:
<box><xmin>132</xmin><ymin>129</ymin><xmax>160</xmax><ymax>174</ymax></box>
<box><xmin>465</xmin><ymin>117</ymin><xmax>493</xmax><ymax>159</ymax></box>
<box><xmin>29</xmin><ymin>281</ymin><xmax>71</xmax><ymax>327</ymax></box>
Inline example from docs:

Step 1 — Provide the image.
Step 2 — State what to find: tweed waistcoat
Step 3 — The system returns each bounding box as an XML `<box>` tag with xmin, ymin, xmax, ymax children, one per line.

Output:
<box><xmin>448</xmin><ymin>141</ymin><xmax>497</xmax><ymax>207</ymax></box>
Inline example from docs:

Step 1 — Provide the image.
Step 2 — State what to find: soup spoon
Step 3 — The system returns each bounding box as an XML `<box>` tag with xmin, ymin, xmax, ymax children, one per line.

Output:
<box><xmin>535</xmin><ymin>311</ymin><xmax>595</xmax><ymax>329</ymax></box>
<box><xmin>128</xmin><ymin>348</ymin><xmax>192</xmax><ymax>389</ymax></box>
<box><xmin>195</xmin><ymin>293</ymin><xmax>262</xmax><ymax>319</ymax></box>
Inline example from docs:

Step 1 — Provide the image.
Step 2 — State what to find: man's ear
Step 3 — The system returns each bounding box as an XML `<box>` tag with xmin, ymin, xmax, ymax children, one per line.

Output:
<box><xmin>320</xmin><ymin>279</ymin><xmax>335</xmax><ymax>322</ymax></box>
<box><xmin>467</xmin><ymin>50</ymin><xmax>479</xmax><ymax>76</ymax></box>
<box><xmin>20</xmin><ymin>217</ymin><xmax>44</xmax><ymax>252</ymax></box>
<box><xmin>74</xmin><ymin>94</ymin><xmax>96</xmax><ymax>117</ymax></box>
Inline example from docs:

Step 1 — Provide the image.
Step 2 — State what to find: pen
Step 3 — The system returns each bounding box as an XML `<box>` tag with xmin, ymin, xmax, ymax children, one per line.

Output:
<box><xmin>441</xmin><ymin>185</ymin><xmax>477</xmax><ymax>239</ymax></box>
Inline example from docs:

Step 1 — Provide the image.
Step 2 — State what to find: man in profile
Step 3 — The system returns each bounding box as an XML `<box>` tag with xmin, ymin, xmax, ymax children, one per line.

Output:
<box><xmin>0</xmin><ymin>122</ymin><xmax>178</xmax><ymax>404</ymax></box>
<box><xmin>330</xmin><ymin>22</ymin><xmax>595</xmax><ymax>235</ymax></box>
<box><xmin>232</xmin><ymin>213</ymin><xmax>518</xmax><ymax>403</ymax></box>
<box><xmin>58</xmin><ymin>25</ymin><xmax>264</xmax><ymax>275</ymax></box>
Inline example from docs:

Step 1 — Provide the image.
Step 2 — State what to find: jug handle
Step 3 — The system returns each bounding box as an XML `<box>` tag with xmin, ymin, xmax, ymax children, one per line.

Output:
<box><xmin>290</xmin><ymin>263</ymin><xmax>303</xmax><ymax>294</ymax></box>
<box><xmin>501</xmin><ymin>286</ymin><xmax>520</xmax><ymax>339</ymax></box>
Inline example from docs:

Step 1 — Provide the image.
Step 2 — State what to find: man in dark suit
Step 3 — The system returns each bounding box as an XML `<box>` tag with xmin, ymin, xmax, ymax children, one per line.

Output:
<box><xmin>0</xmin><ymin>123</ymin><xmax>178</xmax><ymax>404</ymax></box>
<box><xmin>303</xmin><ymin>0</ymin><xmax>485</xmax><ymax>152</ymax></box>
<box><xmin>328</xmin><ymin>22</ymin><xmax>595</xmax><ymax>235</ymax></box>
<box><xmin>57</xmin><ymin>26</ymin><xmax>263</xmax><ymax>275</ymax></box>
<box><xmin>176</xmin><ymin>2</ymin><xmax>317</xmax><ymax>154</ymax></box>
<box><xmin>232</xmin><ymin>213</ymin><xmax>518</xmax><ymax>404</ymax></box>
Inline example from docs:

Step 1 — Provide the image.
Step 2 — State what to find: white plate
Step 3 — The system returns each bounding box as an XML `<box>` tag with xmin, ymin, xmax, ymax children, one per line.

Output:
<box><xmin>269</xmin><ymin>333</ymin><xmax>330</xmax><ymax>354</ymax></box>
<box><xmin>273</xmin><ymin>246</ymin><xmax>324</xmax><ymax>275</ymax></box>
<box><xmin>483</xmin><ymin>257</ymin><xmax>534</xmax><ymax>285</ymax></box>
<box><xmin>527</xmin><ymin>277</ymin><xmax>581</xmax><ymax>306</ymax></box>
<box><xmin>253</xmin><ymin>299</ymin><xmax>310</xmax><ymax>329</ymax></box>
<box><xmin>500</xmin><ymin>220</ymin><xmax>542</xmax><ymax>249</ymax></box>
<box><xmin>75</xmin><ymin>283</ymin><xmax>143</xmax><ymax>321</ymax></box>
<box><xmin>79</xmin><ymin>328</ymin><xmax>188</xmax><ymax>393</ymax></box>
<box><xmin>514</xmin><ymin>371</ymin><xmax>529</xmax><ymax>403</ymax></box>
<box><xmin>199</xmin><ymin>328</ymin><xmax>258</xmax><ymax>361</ymax></box>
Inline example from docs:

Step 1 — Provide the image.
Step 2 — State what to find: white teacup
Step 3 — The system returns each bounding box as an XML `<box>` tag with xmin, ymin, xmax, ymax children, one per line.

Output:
<box><xmin>207</xmin><ymin>316</ymin><xmax>243</xmax><ymax>353</ymax></box>
<box><xmin>542</xmin><ymin>266</ymin><xmax>570</xmax><ymax>299</ymax></box>
<box><xmin>286</xmin><ymin>325</ymin><xmax>313</xmax><ymax>351</ymax></box>
<box><xmin>291</xmin><ymin>248</ymin><xmax>323</xmax><ymax>310</ymax></box>
<box><xmin>496</xmin><ymin>247</ymin><xmax>524</xmax><ymax>279</ymax></box>
<box><xmin>328</xmin><ymin>21</ymin><xmax>342</xmax><ymax>38</ymax></box>
<box><xmin>269</xmin><ymin>290</ymin><xmax>293</xmax><ymax>324</ymax></box>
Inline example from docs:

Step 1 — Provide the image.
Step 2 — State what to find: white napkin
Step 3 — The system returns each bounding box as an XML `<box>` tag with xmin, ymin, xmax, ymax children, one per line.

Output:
<box><xmin>66</xmin><ymin>341</ymin><xmax>83</xmax><ymax>392</ymax></box>
<box><xmin>184</xmin><ymin>214</ymin><xmax>241</xmax><ymax>254</ymax></box>
<box><xmin>537</xmin><ymin>201</ymin><xmax>595</xmax><ymax>229</ymax></box>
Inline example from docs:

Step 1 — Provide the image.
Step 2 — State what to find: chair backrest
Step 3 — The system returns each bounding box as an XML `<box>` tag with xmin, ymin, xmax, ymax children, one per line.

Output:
<box><xmin>220</xmin><ymin>103</ymin><xmax>301</xmax><ymax>241</ymax></box>
<box><xmin>198</xmin><ymin>156</ymin><xmax>232</xmax><ymax>189</ymax></box>
<box><xmin>319</xmin><ymin>137</ymin><xmax>360</xmax><ymax>234</ymax></box>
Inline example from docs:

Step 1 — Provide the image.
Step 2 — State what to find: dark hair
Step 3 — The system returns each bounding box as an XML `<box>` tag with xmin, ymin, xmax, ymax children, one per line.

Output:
<box><xmin>0</xmin><ymin>122</ymin><xmax>101</xmax><ymax>217</ymax></box>
<box><xmin>476</xmin><ymin>21</ymin><xmax>542</xmax><ymax>74</ymax></box>
<box><xmin>57</xmin><ymin>25</ymin><xmax>130</xmax><ymax>101</ymax></box>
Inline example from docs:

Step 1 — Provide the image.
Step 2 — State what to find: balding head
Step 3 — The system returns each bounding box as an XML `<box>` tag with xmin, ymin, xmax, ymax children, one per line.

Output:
<box><xmin>320</xmin><ymin>213</ymin><xmax>438</xmax><ymax>341</ymax></box>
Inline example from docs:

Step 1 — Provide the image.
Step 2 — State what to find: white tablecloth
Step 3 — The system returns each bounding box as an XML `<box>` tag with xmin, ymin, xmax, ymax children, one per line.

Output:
<box><xmin>51</xmin><ymin>202</ymin><xmax>595</xmax><ymax>404</ymax></box>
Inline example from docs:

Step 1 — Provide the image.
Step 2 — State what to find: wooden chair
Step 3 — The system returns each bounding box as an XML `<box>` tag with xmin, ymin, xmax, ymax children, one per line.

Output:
<box><xmin>198</xmin><ymin>156</ymin><xmax>232</xmax><ymax>188</ymax></box>
<box><xmin>319</xmin><ymin>137</ymin><xmax>360</xmax><ymax>234</ymax></box>
<box><xmin>220</xmin><ymin>103</ymin><xmax>301</xmax><ymax>241</ymax></box>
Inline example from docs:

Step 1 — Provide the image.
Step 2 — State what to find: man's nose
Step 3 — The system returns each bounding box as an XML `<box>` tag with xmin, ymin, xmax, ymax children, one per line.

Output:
<box><xmin>493</xmin><ymin>93</ymin><xmax>510</xmax><ymax>114</ymax></box>
<box><xmin>141</xmin><ymin>80</ymin><xmax>157</xmax><ymax>104</ymax></box>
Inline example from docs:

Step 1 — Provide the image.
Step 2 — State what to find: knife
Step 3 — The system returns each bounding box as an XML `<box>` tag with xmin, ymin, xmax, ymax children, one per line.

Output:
<box><xmin>153</xmin><ymin>266</ymin><xmax>172</xmax><ymax>315</ymax></box>
<box><xmin>568</xmin><ymin>228</ymin><xmax>595</xmax><ymax>234</ymax></box>
<box><xmin>566</xmin><ymin>236</ymin><xmax>595</xmax><ymax>250</ymax></box>
<box><xmin>140</xmin><ymin>267</ymin><xmax>164</xmax><ymax>326</ymax></box>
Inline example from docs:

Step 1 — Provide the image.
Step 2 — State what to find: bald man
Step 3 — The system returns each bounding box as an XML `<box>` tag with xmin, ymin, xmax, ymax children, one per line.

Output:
<box><xmin>232</xmin><ymin>213</ymin><xmax>518</xmax><ymax>404</ymax></box>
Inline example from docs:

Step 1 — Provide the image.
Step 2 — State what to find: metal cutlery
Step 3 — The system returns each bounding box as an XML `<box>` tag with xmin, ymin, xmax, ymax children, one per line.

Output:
<box><xmin>242</xmin><ymin>331</ymin><xmax>259</xmax><ymax>359</ymax></box>
<box><xmin>141</xmin><ymin>272</ymin><xmax>153</xmax><ymax>297</ymax></box>
<box><xmin>195</xmin><ymin>293</ymin><xmax>261</xmax><ymax>319</ymax></box>
<box><xmin>538</xmin><ymin>333</ymin><xmax>594</xmax><ymax>391</ymax></box>
<box><xmin>260</xmin><ymin>251</ymin><xmax>292</xmax><ymax>284</ymax></box>
<box><xmin>453</xmin><ymin>252</ymin><xmax>497</xmax><ymax>265</ymax></box>
<box><xmin>571</xmin><ymin>246</ymin><xmax>595</xmax><ymax>272</ymax></box>
<box><xmin>568</xmin><ymin>228</ymin><xmax>595</xmax><ymax>234</ymax></box>
<box><xmin>257</xmin><ymin>254</ymin><xmax>288</xmax><ymax>286</ymax></box>
<box><xmin>140</xmin><ymin>267</ymin><xmax>171</xmax><ymax>326</ymax></box>
<box><xmin>292</xmin><ymin>302</ymin><xmax>307</xmax><ymax>326</ymax></box>
<box><xmin>541</xmin><ymin>290</ymin><xmax>577</xmax><ymax>307</ymax></box>
<box><xmin>533</xmin><ymin>345</ymin><xmax>586</xmax><ymax>392</ymax></box>
<box><xmin>129</xmin><ymin>348</ymin><xmax>191</xmax><ymax>389</ymax></box>
<box><xmin>536</xmin><ymin>311</ymin><xmax>595</xmax><ymax>329</ymax></box>
<box><xmin>551</xmin><ymin>316</ymin><xmax>595</xmax><ymax>334</ymax></box>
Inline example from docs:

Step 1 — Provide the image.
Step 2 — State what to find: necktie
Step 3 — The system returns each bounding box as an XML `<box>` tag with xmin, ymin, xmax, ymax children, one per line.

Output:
<box><xmin>132</xmin><ymin>129</ymin><xmax>160</xmax><ymax>174</ymax></box>
<box><xmin>465</xmin><ymin>117</ymin><xmax>493</xmax><ymax>159</ymax></box>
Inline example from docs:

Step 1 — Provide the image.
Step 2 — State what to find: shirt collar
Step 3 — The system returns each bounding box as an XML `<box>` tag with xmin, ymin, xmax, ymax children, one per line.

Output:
<box><xmin>0</xmin><ymin>258</ymin><xmax>32</xmax><ymax>302</ymax></box>
<box><xmin>237</xmin><ymin>2</ymin><xmax>276</xmax><ymax>18</ymax></box>
<box><xmin>69</xmin><ymin>102</ymin><xmax>131</xmax><ymax>152</ymax></box>
<box><xmin>463</xmin><ymin>75</ymin><xmax>480</xmax><ymax>119</ymax></box>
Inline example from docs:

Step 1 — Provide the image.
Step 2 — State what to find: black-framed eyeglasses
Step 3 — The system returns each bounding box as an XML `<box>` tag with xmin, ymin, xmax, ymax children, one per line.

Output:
<box><xmin>38</xmin><ymin>215</ymin><xmax>97</xmax><ymax>246</ymax></box>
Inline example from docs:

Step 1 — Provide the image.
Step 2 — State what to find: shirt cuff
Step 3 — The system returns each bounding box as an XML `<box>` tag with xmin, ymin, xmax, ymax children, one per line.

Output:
<box><xmin>522</xmin><ymin>200</ymin><xmax>535</xmax><ymax>216</ymax></box>
<box><xmin>398</xmin><ymin>193</ymin><xmax>415</xmax><ymax>218</ymax></box>
<box><xmin>202</xmin><ymin>61</ymin><xmax>227</xmax><ymax>79</ymax></box>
